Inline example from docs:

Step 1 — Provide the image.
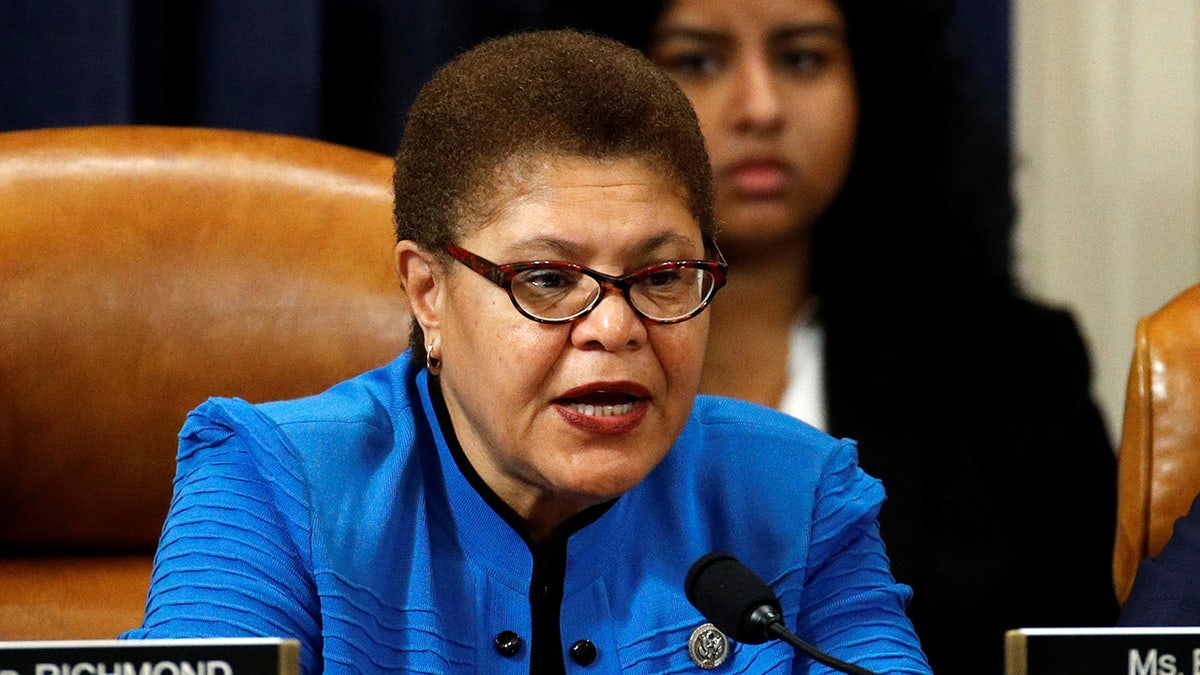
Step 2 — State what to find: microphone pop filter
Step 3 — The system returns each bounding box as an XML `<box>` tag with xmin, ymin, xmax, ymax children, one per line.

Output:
<box><xmin>685</xmin><ymin>552</ymin><xmax>782</xmax><ymax>644</ymax></box>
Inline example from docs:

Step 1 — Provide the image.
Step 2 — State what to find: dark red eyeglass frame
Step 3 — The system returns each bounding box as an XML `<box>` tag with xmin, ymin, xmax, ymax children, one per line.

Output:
<box><xmin>443</xmin><ymin>240</ymin><xmax>728</xmax><ymax>324</ymax></box>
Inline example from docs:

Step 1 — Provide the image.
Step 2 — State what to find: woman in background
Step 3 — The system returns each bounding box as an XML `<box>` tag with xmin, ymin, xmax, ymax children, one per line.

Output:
<box><xmin>542</xmin><ymin>0</ymin><xmax>1119</xmax><ymax>672</ymax></box>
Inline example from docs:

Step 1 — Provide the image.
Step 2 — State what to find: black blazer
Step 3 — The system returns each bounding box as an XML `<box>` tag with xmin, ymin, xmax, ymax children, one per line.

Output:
<box><xmin>824</xmin><ymin>295</ymin><xmax>1119</xmax><ymax>675</ymax></box>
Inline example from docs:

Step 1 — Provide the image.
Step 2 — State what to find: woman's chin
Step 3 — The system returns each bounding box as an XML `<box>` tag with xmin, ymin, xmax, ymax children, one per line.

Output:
<box><xmin>716</xmin><ymin>204</ymin><xmax>814</xmax><ymax>250</ymax></box>
<box><xmin>549</xmin><ymin>458</ymin><xmax>658</xmax><ymax>507</ymax></box>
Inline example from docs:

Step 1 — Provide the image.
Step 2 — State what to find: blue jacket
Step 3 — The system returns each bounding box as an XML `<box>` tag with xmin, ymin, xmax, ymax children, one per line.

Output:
<box><xmin>125</xmin><ymin>352</ymin><xmax>930</xmax><ymax>674</ymax></box>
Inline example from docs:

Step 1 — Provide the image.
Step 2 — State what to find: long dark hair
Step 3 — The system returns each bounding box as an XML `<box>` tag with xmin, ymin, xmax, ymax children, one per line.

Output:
<box><xmin>539</xmin><ymin>0</ymin><xmax>1018</xmax><ymax>323</ymax></box>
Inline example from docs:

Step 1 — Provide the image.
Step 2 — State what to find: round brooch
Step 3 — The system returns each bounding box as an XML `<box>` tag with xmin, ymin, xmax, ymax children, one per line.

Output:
<box><xmin>687</xmin><ymin>622</ymin><xmax>729</xmax><ymax>669</ymax></box>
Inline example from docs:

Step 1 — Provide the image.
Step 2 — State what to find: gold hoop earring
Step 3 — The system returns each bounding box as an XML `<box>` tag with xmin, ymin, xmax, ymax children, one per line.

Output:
<box><xmin>426</xmin><ymin>342</ymin><xmax>442</xmax><ymax>375</ymax></box>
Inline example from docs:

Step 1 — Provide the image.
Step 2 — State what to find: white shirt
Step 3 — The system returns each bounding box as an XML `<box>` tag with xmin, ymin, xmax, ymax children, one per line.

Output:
<box><xmin>777</xmin><ymin>310</ymin><xmax>827</xmax><ymax>431</ymax></box>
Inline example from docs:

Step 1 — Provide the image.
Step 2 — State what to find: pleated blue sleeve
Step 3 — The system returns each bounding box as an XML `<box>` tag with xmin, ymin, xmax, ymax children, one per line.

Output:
<box><xmin>122</xmin><ymin>400</ymin><xmax>323</xmax><ymax>674</ymax></box>
<box><xmin>795</xmin><ymin>440</ymin><xmax>930</xmax><ymax>674</ymax></box>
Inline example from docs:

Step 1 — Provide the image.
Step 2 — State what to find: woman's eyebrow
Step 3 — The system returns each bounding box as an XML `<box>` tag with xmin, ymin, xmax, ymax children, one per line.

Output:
<box><xmin>656</xmin><ymin>22</ymin><xmax>845</xmax><ymax>45</ymax></box>
<box><xmin>632</xmin><ymin>232</ymin><xmax>701</xmax><ymax>258</ymax></box>
<box><xmin>503</xmin><ymin>237</ymin><xmax>580</xmax><ymax>259</ymax></box>
<box><xmin>771</xmin><ymin>23</ymin><xmax>847</xmax><ymax>42</ymax></box>
<box><xmin>655</xmin><ymin>26</ymin><xmax>728</xmax><ymax>43</ymax></box>
<box><xmin>503</xmin><ymin>232</ymin><xmax>700</xmax><ymax>261</ymax></box>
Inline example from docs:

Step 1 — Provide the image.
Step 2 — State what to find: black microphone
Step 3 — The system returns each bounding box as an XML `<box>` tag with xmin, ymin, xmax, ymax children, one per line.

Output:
<box><xmin>685</xmin><ymin>552</ymin><xmax>882</xmax><ymax>675</ymax></box>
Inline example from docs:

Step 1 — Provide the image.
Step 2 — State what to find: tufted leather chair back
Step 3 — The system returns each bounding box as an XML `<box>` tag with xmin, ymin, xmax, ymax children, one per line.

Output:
<box><xmin>1113</xmin><ymin>284</ymin><xmax>1200</xmax><ymax>604</ymax></box>
<box><xmin>0</xmin><ymin>126</ymin><xmax>408</xmax><ymax>637</ymax></box>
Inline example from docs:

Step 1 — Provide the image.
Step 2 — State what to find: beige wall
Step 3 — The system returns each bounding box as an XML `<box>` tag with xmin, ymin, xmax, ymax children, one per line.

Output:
<box><xmin>1013</xmin><ymin>0</ymin><xmax>1200</xmax><ymax>445</ymax></box>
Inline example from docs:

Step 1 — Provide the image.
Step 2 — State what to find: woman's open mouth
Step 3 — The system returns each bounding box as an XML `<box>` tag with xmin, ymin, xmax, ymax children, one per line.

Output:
<box><xmin>554</xmin><ymin>386</ymin><xmax>649</xmax><ymax>434</ymax></box>
<box><xmin>566</xmin><ymin>392</ymin><xmax>637</xmax><ymax>418</ymax></box>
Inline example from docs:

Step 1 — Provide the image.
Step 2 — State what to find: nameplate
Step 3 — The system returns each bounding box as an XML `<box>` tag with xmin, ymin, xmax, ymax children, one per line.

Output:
<box><xmin>1007</xmin><ymin>627</ymin><xmax>1200</xmax><ymax>675</ymax></box>
<box><xmin>0</xmin><ymin>638</ymin><xmax>299</xmax><ymax>675</ymax></box>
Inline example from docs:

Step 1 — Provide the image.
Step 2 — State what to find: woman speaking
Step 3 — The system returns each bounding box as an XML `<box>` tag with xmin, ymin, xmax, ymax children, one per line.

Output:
<box><xmin>124</xmin><ymin>30</ymin><xmax>930</xmax><ymax>674</ymax></box>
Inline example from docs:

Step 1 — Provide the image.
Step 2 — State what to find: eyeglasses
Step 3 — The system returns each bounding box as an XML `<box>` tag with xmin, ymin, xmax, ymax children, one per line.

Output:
<box><xmin>444</xmin><ymin>241</ymin><xmax>728</xmax><ymax>324</ymax></box>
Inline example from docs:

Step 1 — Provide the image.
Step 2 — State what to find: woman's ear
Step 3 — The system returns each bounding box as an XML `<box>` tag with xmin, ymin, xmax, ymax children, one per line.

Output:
<box><xmin>395</xmin><ymin>240</ymin><xmax>442</xmax><ymax>338</ymax></box>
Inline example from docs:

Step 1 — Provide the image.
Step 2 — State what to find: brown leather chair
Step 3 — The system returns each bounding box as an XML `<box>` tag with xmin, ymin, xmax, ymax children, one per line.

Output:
<box><xmin>1113</xmin><ymin>283</ymin><xmax>1200</xmax><ymax>604</ymax></box>
<box><xmin>0</xmin><ymin>126</ymin><xmax>409</xmax><ymax>639</ymax></box>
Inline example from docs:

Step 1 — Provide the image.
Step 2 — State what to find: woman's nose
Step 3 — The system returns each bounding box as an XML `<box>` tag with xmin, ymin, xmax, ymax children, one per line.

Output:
<box><xmin>570</xmin><ymin>287</ymin><xmax>647</xmax><ymax>352</ymax></box>
<box><xmin>728</xmin><ymin>55</ymin><xmax>784</xmax><ymax>133</ymax></box>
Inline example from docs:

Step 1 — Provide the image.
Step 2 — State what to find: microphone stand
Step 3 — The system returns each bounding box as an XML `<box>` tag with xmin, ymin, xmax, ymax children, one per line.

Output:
<box><xmin>752</xmin><ymin>607</ymin><xmax>882</xmax><ymax>675</ymax></box>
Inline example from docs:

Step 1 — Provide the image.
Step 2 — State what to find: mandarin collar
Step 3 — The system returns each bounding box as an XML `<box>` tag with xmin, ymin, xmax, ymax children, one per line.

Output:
<box><xmin>414</xmin><ymin>368</ymin><xmax>639</xmax><ymax>591</ymax></box>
